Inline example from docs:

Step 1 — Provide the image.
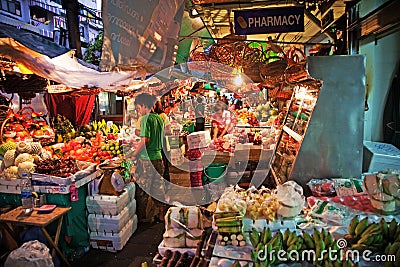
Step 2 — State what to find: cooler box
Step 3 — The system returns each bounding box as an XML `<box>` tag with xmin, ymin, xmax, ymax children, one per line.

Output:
<box><xmin>86</xmin><ymin>183</ymin><xmax>135</xmax><ymax>216</ymax></box>
<box><xmin>88</xmin><ymin>199</ymin><xmax>137</xmax><ymax>233</ymax></box>
<box><xmin>363</xmin><ymin>141</ymin><xmax>400</xmax><ymax>173</ymax></box>
<box><xmin>187</xmin><ymin>131</ymin><xmax>211</xmax><ymax>150</ymax></box>
<box><xmin>90</xmin><ymin>214</ymin><xmax>138</xmax><ymax>252</ymax></box>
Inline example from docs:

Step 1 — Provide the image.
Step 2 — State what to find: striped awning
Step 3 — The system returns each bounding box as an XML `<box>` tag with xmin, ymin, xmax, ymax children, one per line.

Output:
<box><xmin>30</xmin><ymin>0</ymin><xmax>61</xmax><ymax>15</ymax></box>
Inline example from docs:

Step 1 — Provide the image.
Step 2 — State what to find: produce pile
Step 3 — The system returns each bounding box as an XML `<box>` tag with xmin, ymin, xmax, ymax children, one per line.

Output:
<box><xmin>250</xmin><ymin>227</ymin><xmax>354</xmax><ymax>267</ymax></box>
<box><xmin>344</xmin><ymin>216</ymin><xmax>400</xmax><ymax>256</ymax></box>
<box><xmin>35</xmin><ymin>158</ymin><xmax>78</xmax><ymax>178</ymax></box>
<box><xmin>235</xmin><ymin>109</ymin><xmax>259</xmax><ymax>126</ymax></box>
<box><xmin>216</xmin><ymin>186</ymin><xmax>279</xmax><ymax>221</ymax></box>
<box><xmin>253</xmin><ymin>103</ymin><xmax>279</xmax><ymax>125</ymax></box>
<box><xmin>363</xmin><ymin>172</ymin><xmax>400</xmax><ymax>214</ymax></box>
<box><xmin>0</xmin><ymin>141</ymin><xmax>51</xmax><ymax>179</ymax></box>
<box><xmin>3</xmin><ymin>108</ymin><xmax>54</xmax><ymax>143</ymax></box>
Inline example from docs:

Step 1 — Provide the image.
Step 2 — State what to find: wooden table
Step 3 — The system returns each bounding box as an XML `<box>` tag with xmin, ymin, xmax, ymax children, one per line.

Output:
<box><xmin>0</xmin><ymin>206</ymin><xmax>72</xmax><ymax>267</ymax></box>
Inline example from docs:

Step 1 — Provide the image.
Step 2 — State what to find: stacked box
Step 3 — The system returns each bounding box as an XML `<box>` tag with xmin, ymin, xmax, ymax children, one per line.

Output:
<box><xmin>87</xmin><ymin>183</ymin><xmax>137</xmax><ymax>252</ymax></box>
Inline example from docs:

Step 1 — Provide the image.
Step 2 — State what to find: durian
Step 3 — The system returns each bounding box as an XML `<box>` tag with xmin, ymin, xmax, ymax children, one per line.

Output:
<box><xmin>18</xmin><ymin>161</ymin><xmax>36</xmax><ymax>178</ymax></box>
<box><xmin>41</xmin><ymin>149</ymin><xmax>52</xmax><ymax>160</ymax></box>
<box><xmin>4</xmin><ymin>166</ymin><xmax>18</xmax><ymax>180</ymax></box>
<box><xmin>30</xmin><ymin>142</ymin><xmax>42</xmax><ymax>155</ymax></box>
<box><xmin>0</xmin><ymin>141</ymin><xmax>16</xmax><ymax>156</ymax></box>
<box><xmin>3</xmin><ymin>149</ymin><xmax>17</xmax><ymax>167</ymax></box>
<box><xmin>16</xmin><ymin>141</ymin><xmax>32</xmax><ymax>154</ymax></box>
<box><xmin>14</xmin><ymin>153</ymin><xmax>34</xmax><ymax>167</ymax></box>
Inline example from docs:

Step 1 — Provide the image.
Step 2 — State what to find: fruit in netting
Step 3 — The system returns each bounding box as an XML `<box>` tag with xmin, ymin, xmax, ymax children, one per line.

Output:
<box><xmin>40</xmin><ymin>149</ymin><xmax>52</xmax><ymax>160</ymax></box>
<box><xmin>14</xmin><ymin>153</ymin><xmax>34</xmax><ymax>167</ymax></box>
<box><xmin>30</xmin><ymin>142</ymin><xmax>42</xmax><ymax>155</ymax></box>
<box><xmin>16</xmin><ymin>141</ymin><xmax>32</xmax><ymax>154</ymax></box>
<box><xmin>18</xmin><ymin>161</ymin><xmax>36</xmax><ymax>178</ymax></box>
<box><xmin>0</xmin><ymin>141</ymin><xmax>16</xmax><ymax>156</ymax></box>
<box><xmin>3</xmin><ymin>149</ymin><xmax>17</xmax><ymax>167</ymax></box>
<box><xmin>4</xmin><ymin>166</ymin><xmax>18</xmax><ymax>180</ymax></box>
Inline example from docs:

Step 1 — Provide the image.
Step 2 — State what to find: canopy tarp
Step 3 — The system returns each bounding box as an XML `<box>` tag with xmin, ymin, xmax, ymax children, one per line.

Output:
<box><xmin>0</xmin><ymin>37</ymin><xmax>146</xmax><ymax>91</ymax></box>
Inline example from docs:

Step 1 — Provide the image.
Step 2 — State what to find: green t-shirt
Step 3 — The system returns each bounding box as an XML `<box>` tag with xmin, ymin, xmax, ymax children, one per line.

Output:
<box><xmin>139</xmin><ymin>113</ymin><xmax>164</xmax><ymax>160</ymax></box>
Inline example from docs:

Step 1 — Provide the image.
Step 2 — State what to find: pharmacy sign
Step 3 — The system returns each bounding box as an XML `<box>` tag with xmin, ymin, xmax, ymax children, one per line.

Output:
<box><xmin>234</xmin><ymin>7</ymin><xmax>304</xmax><ymax>35</ymax></box>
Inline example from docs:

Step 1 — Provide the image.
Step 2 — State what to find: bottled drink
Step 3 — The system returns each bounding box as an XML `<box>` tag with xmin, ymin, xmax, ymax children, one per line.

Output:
<box><xmin>70</xmin><ymin>175</ymin><xmax>78</xmax><ymax>202</ymax></box>
<box><xmin>20</xmin><ymin>173</ymin><xmax>33</xmax><ymax>214</ymax></box>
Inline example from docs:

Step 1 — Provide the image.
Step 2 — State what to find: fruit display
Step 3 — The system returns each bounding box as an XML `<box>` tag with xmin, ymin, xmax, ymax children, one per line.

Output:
<box><xmin>0</xmin><ymin>141</ymin><xmax>47</xmax><ymax>179</ymax></box>
<box><xmin>57</xmin><ymin>135</ymin><xmax>113</xmax><ymax>164</ymax></box>
<box><xmin>2</xmin><ymin>107</ymin><xmax>55</xmax><ymax>144</ymax></box>
<box><xmin>90</xmin><ymin>119</ymin><xmax>121</xmax><ymax>139</ymax></box>
<box><xmin>250</xmin><ymin>227</ymin><xmax>355</xmax><ymax>267</ymax></box>
<box><xmin>51</xmin><ymin>114</ymin><xmax>77</xmax><ymax>143</ymax></box>
<box><xmin>35</xmin><ymin>158</ymin><xmax>79</xmax><ymax>178</ymax></box>
<box><xmin>217</xmin><ymin>186</ymin><xmax>279</xmax><ymax>221</ymax></box>
<box><xmin>307</xmin><ymin>194</ymin><xmax>375</xmax><ymax>213</ymax></box>
<box><xmin>235</xmin><ymin>109</ymin><xmax>259</xmax><ymax>126</ymax></box>
<box><xmin>345</xmin><ymin>216</ymin><xmax>400</xmax><ymax>255</ymax></box>
<box><xmin>208</xmin><ymin>137</ymin><xmax>234</xmax><ymax>153</ymax></box>
<box><xmin>363</xmin><ymin>172</ymin><xmax>400</xmax><ymax>214</ymax></box>
<box><xmin>253</xmin><ymin>103</ymin><xmax>279</xmax><ymax>125</ymax></box>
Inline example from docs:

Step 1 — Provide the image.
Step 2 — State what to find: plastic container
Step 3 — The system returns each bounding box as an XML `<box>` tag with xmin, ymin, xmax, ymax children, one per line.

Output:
<box><xmin>306</xmin><ymin>179</ymin><xmax>336</xmax><ymax>197</ymax></box>
<box><xmin>20</xmin><ymin>173</ymin><xmax>33</xmax><ymax>214</ymax></box>
<box><xmin>204</xmin><ymin>163</ymin><xmax>227</xmax><ymax>183</ymax></box>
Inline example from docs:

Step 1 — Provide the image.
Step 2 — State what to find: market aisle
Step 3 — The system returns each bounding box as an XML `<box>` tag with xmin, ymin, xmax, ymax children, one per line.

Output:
<box><xmin>74</xmin><ymin>222</ymin><xmax>164</xmax><ymax>267</ymax></box>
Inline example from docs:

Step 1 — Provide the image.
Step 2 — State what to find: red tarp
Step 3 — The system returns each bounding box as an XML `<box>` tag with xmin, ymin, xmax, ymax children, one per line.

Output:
<box><xmin>45</xmin><ymin>93</ymin><xmax>95</xmax><ymax>127</ymax></box>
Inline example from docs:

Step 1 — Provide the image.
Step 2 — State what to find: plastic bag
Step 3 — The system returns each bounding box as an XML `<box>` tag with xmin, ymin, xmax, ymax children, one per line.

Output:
<box><xmin>5</xmin><ymin>240</ymin><xmax>54</xmax><ymax>267</ymax></box>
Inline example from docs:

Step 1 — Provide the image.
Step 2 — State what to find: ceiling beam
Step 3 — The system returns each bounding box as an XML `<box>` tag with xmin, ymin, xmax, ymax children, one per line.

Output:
<box><xmin>303</xmin><ymin>7</ymin><xmax>335</xmax><ymax>40</ymax></box>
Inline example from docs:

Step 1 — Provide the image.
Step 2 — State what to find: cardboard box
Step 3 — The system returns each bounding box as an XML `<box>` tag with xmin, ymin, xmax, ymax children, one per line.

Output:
<box><xmin>187</xmin><ymin>131</ymin><xmax>211</xmax><ymax>150</ymax></box>
<box><xmin>363</xmin><ymin>141</ymin><xmax>400</xmax><ymax>173</ymax></box>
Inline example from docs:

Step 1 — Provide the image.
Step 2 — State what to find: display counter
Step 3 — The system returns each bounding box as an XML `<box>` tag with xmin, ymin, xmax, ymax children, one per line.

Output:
<box><xmin>0</xmin><ymin>170</ymin><xmax>101</xmax><ymax>257</ymax></box>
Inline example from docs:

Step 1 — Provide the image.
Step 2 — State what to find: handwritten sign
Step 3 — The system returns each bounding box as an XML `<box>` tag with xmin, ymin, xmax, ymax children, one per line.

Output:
<box><xmin>100</xmin><ymin>0</ymin><xmax>185</xmax><ymax>72</ymax></box>
<box><xmin>234</xmin><ymin>7</ymin><xmax>304</xmax><ymax>35</ymax></box>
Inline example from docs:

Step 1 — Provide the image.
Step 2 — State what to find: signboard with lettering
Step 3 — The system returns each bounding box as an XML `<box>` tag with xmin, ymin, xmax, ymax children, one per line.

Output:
<box><xmin>100</xmin><ymin>0</ymin><xmax>185</xmax><ymax>72</ymax></box>
<box><xmin>234</xmin><ymin>7</ymin><xmax>304</xmax><ymax>35</ymax></box>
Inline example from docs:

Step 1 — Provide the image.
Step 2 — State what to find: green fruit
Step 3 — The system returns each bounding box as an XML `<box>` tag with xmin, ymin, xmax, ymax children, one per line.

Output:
<box><xmin>348</xmin><ymin>216</ymin><xmax>359</xmax><ymax>236</ymax></box>
<box><xmin>355</xmin><ymin>217</ymin><xmax>369</xmax><ymax>237</ymax></box>
<box><xmin>380</xmin><ymin>218</ymin><xmax>389</xmax><ymax>239</ymax></box>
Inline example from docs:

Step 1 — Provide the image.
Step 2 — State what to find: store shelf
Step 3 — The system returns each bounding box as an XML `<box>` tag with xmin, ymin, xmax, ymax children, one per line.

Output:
<box><xmin>283</xmin><ymin>126</ymin><xmax>302</xmax><ymax>142</ymax></box>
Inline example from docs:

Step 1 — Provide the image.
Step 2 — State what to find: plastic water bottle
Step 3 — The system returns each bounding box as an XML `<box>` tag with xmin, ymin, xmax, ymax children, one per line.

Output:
<box><xmin>70</xmin><ymin>175</ymin><xmax>78</xmax><ymax>202</ymax></box>
<box><xmin>20</xmin><ymin>173</ymin><xmax>33</xmax><ymax>214</ymax></box>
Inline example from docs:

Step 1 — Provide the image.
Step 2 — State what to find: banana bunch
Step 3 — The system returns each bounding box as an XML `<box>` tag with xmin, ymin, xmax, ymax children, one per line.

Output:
<box><xmin>90</xmin><ymin>120</ymin><xmax>121</xmax><ymax>136</ymax></box>
<box><xmin>250</xmin><ymin>227</ymin><xmax>355</xmax><ymax>267</ymax></box>
<box><xmin>346</xmin><ymin>216</ymin><xmax>400</xmax><ymax>253</ymax></box>
<box><xmin>384</xmin><ymin>242</ymin><xmax>400</xmax><ymax>267</ymax></box>
<box><xmin>308</xmin><ymin>228</ymin><xmax>353</xmax><ymax>267</ymax></box>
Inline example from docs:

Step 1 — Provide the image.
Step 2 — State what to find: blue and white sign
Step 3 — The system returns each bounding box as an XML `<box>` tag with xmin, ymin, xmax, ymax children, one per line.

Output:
<box><xmin>234</xmin><ymin>7</ymin><xmax>304</xmax><ymax>35</ymax></box>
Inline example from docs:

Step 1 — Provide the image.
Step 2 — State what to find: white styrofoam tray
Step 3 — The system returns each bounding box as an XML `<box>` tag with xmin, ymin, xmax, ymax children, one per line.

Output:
<box><xmin>88</xmin><ymin>199</ymin><xmax>136</xmax><ymax>233</ymax></box>
<box><xmin>86</xmin><ymin>183</ymin><xmax>135</xmax><ymax>216</ymax></box>
<box><xmin>90</xmin><ymin>214</ymin><xmax>137</xmax><ymax>252</ymax></box>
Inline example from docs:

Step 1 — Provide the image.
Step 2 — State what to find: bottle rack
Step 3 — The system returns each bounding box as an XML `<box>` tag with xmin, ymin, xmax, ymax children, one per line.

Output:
<box><xmin>269</xmin><ymin>84</ymin><xmax>321</xmax><ymax>185</ymax></box>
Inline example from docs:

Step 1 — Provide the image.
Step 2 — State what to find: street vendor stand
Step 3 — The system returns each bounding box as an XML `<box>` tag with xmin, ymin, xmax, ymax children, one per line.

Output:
<box><xmin>0</xmin><ymin>168</ymin><xmax>101</xmax><ymax>257</ymax></box>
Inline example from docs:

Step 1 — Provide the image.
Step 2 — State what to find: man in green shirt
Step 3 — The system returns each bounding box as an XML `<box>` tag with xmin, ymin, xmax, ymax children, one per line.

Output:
<box><xmin>132</xmin><ymin>93</ymin><xmax>167</xmax><ymax>222</ymax></box>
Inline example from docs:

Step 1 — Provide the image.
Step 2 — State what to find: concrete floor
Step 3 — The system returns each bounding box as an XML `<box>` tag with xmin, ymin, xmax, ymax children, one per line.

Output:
<box><xmin>74</xmin><ymin>221</ymin><xmax>164</xmax><ymax>267</ymax></box>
